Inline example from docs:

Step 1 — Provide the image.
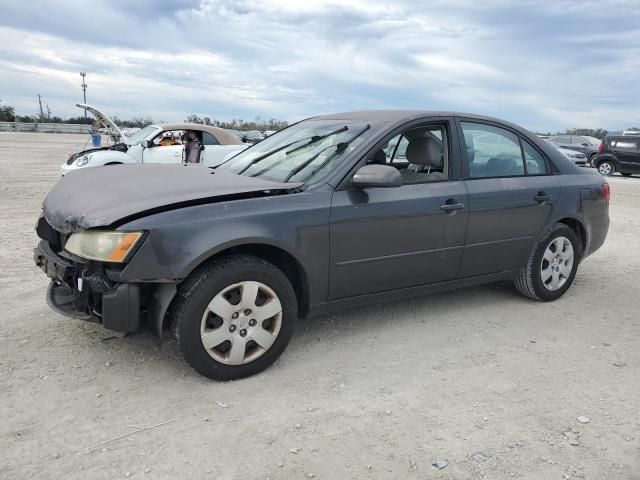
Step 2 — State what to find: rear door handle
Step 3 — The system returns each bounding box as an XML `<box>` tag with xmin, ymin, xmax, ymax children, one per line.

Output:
<box><xmin>440</xmin><ymin>202</ymin><xmax>465</xmax><ymax>213</ymax></box>
<box><xmin>534</xmin><ymin>192</ymin><xmax>553</xmax><ymax>203</ymax></box>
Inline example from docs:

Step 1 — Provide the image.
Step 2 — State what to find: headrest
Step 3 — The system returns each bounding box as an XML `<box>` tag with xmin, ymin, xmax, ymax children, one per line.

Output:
<box><xmin>371</xmin><ymin>149</ymin><xmax>387</xmax><ymax>164</ymax></box>
<box><xmin>405</xmin><ymin>137</ymin><xmax>442</xmax><ymax>168</ymax></box>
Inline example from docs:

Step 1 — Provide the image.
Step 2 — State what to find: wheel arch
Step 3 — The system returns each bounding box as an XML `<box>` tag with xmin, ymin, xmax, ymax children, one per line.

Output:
<box><xmin>556</xmin><ymin>217</ymin><xmax>587</xmax><ymax>256</ymax></box>
<box><xmin>593</xmin><ymin>154</ymin><xmax>618</xmax><ymax>167</ymax></box>
<box><xmin>173</xmin><ymin>240</ymin><xmax>310</xmax><ymax>322</ymax></box>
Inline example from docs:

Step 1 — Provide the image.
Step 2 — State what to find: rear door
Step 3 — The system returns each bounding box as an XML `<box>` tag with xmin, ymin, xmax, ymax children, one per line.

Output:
<box><xmin>457</xmin><ymin>120</ymin><xmax>561</xmax><ymax>277</ymax></box>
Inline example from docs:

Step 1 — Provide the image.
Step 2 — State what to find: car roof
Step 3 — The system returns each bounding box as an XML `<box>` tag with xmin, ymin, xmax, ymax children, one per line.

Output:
<box><xmin>309</xmin><ymin>110</ymin><xmax>528</xmax><ymax>132</ymax></box>
<box><xmin>156</xmin><ymin>123</ymin><xmax>243</xmax><ymax>145</ymax></box>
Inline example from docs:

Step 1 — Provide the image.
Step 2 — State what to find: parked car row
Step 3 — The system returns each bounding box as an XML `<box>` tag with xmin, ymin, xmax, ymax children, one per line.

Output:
<box><xmin>543</xmin><ymin>132</ymin><xmax>640</xmax><ymax>177</ymax></box>
<box><xmin>34</xmin><ymin>109</ymin><xmax>610</xmax><ymax>380</ymax></box>
<box><xmin>547</xmin><ymin>135</ymin><xmax>601</xmax><ymax>161</ymax></box>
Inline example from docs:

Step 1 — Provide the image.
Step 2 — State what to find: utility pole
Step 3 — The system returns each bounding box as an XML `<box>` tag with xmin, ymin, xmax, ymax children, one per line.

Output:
<box><xmin>80</xmin><ymin>72</ymin><xmax>87</xmax><ymax>120</ymax></box>
<box><xmin>37</xmin><ymin>94</ymin><xmax>45</xmax><ymax>122</ymax></box>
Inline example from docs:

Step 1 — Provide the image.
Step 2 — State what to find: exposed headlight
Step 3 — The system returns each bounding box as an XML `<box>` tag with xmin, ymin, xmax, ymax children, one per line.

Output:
<box><xmin>75</xmin><ymin>154</ymin><xmax>91</xmax><ymax>167</ymax></box>
<box><xmin>65</xmin><ymin>231</ymin><xmax>143</xmax><ymax>263</ymax></box>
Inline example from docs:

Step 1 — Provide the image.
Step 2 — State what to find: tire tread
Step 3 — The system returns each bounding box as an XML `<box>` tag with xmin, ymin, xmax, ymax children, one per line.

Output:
<box><xmin>514</xmin><ymin>223</ymin><xmax>575</xmax><ymax>301</ymax></box>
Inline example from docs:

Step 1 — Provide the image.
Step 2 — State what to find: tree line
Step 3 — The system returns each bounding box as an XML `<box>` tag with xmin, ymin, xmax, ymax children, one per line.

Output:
<box><xmin>185</xmin><ymin>114</ymin><xmax>288</xmax><ymax>132</ymax></box>
<box><xmin>0</xmin><ymin>101</ymin><xmax>287</xmax><ymax>132</ymax></box>
<box><xmin>2</xmin><ymin>100</ymin><xmax>632</xmax><ymax>135</ymax></box>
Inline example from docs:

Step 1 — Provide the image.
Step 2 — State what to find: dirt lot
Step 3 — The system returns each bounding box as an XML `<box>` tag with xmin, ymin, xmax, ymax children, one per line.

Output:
<box><xmin>1</xmin><ymin>132</ymin><xmax>638</xmax><ymax>480</ymax></box>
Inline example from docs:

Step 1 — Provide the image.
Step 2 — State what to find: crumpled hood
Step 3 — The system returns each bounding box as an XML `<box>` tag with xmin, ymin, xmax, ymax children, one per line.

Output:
<box><xmin>43</xmin><ymin>164</ymin><xmax>300</xmax><ymax>233</ymax></box>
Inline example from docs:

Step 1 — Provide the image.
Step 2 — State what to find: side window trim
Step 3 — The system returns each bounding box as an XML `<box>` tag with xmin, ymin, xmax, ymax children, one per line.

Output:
<box><xmin>520</xmin><ymin>137</ymin><xmax>552</xmax><ymax>176</ymax></box>
<box><xmin>335</xmin><ymin>117</ymin><xmax>457</xmax><ymax>190</ymax></box>
<box><xmin>389</xmin><ymin>134</ymin><xmax>403</xmax><ymax>163</ymax></box>
<box><xmin>456</xmin><ymin>117</ymin><xmax>552</xmax><ymax>179</ymax></box>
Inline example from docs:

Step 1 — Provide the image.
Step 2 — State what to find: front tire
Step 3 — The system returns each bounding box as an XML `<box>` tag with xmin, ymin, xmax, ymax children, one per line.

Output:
<box><xmin>597</xmin><ymin>160</ymin><xmax>615</xmax><ymax>176</ymax></box>
<box><xmin>515</xmin><ymin>223</ymin><xmax>581</xmax><ymax>301</ymax></box>
<box><xmin>171</xmin><ymin>255</ymin><xmax>297</xmax><ymax>380</ymax></box>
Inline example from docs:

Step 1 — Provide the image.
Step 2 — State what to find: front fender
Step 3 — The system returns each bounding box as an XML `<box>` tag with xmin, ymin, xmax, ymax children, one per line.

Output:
<box><xmin>85</xmin><ymin>150</ymin><xmax>137</xmax><ymax>166</ymax></box>
<box><xmin>116</xmin><ymin>191</ymin><xmax>333</xmax><ymax>305</ymax></box>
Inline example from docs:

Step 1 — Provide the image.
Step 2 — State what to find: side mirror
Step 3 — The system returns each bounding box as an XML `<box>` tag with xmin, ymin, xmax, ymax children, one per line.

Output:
<box><xmin>141</xmin><ymin>140</ymin><xmax>151</xmax><ymax>148</ymax></box>
<box><xmin>352</xmin><ymin>164</ymin><xmax>402</xmax><ymax>189</ymax></box>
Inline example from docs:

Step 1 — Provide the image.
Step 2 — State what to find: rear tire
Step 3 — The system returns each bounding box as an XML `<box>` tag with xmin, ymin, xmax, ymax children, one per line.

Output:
<box><xmin>597</xmin><ymin>160</ymin><xmax>615</xmax><ymax>176</ymax></box>
<box><xmin>170</xmin><ymin>254</ymin><xmax>297</xmax><ymax>380</ymax></box>
<box><xmin>515</xmin><ymin>223</ymin><xmax>581</xmax><ymax>301</ymax></box>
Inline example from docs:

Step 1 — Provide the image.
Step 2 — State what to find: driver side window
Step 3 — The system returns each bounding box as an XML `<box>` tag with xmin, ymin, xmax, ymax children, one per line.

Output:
<box><xmin>368</xmin><ymin>125</ymin><xmax>448</xmax><ymax>184</ymax></box>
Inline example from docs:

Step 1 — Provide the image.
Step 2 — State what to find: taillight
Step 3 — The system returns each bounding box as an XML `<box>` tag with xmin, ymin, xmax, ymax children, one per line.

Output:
<box><xmin>602</xmin><ymin>183</ymin><xmax>610</xmax><ymax>205</ymax></box>
<box><xmin>598</xmin><ymin>140</ymin><xmax>605</xmax><ymax>154</ymax></box>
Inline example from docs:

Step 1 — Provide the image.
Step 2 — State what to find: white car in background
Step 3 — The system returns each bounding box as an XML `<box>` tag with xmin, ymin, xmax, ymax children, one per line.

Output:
<box><xmin>62</xmin><ymin>104</ymin><xmax>248</xmax><ymax>175</ymax></box>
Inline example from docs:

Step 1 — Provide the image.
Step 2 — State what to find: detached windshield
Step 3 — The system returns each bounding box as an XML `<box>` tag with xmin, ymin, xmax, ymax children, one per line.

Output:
<box><xmin>219</xmin><ymin>120</ymin><xmax>370</xmax><ymax>183</ymax></box>
<box><xmin>125</xmin><ymin>125</ymin><xmax>161</xmax><ymax>145</ymax></box>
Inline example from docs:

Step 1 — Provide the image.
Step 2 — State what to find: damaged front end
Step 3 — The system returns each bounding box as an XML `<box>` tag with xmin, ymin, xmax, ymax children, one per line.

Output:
<box><xmin>33</xmin><ymin>215</ymin><xmax>175</xmax><ymax>337</ymax></box>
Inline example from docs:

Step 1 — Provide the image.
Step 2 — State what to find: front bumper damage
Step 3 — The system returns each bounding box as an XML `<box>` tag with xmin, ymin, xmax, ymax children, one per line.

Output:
<box><xmin>34</xmin><ymin>240</ymin><xmax>142</xmax><ymax>332</ymax></box>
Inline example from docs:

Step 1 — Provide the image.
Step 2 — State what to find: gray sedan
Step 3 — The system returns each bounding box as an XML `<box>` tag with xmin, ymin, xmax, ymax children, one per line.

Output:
<box><xmin>34</xmin><ymin>111</ymin><xmax>610</xmax><ymax>380</ymax></box>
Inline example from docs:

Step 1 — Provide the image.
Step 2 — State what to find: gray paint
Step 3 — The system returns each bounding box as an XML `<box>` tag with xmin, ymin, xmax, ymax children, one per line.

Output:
<box><xmin>37</xmin><ymin>110</ymin><xmax>610</xmax><ymax>322</ymax></box>
<box><xmin>43</xmin><ymin>164</ymin><xmax>300</xmax><ymax>233</ymax></box>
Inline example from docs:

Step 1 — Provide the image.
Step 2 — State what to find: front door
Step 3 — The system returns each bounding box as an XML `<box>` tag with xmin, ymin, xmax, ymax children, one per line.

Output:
<box><xmin>329</xmin><ymin>121</ymin><xmax>467</xmax><ymax>300</ymax></box>
<box><xmin>329</xmin><ymin>182</ymin><xmax>468</xmax><ymax>299</ymax></box>
<box><xmin>458</xmin><ymin>120</ymin><xmax>560</xmax><ymax>277</ymax></box>
<box><xmin>142</xmin><ymin>130</ymin><xmax>185</xmax><ymax>164</ymax></box>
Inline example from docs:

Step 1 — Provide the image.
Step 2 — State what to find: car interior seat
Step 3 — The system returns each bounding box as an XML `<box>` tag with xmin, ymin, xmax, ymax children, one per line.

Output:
<box><xmin>370</xmin><ymin>149</ymin><xmax>388</xmax><ymax>165</ymax></box>
<box><xmin>401</xmin><ymin>137</ymin><xmax>446</xmax><ymax>183</ymax></box>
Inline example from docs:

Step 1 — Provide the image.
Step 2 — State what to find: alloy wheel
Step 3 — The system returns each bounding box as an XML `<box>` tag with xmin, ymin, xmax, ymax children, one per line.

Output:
<box><xmin>598</xmin><ymin>162</ymin><xmax>612</xmax><ymax>175</ymax></box>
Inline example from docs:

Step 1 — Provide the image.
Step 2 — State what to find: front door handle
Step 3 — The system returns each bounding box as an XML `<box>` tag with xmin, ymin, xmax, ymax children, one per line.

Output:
<box><xmin>440</xmin><ymin>202</ymin><xmax>465</xmax><ymax>214</ymax></box>
<box><xmin>534</xmin><ymin>192</ymin><xmax>553</xmax><ymax>203</ymax></box>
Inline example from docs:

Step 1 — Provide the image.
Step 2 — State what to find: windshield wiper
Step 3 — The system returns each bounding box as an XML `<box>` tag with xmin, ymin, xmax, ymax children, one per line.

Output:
<box><xmin>237</xmin><ymin>126</ymin><xmax>350</xmax><ymax>175</ymax></box>
<box><xmin>285</xmin><ymin>126</ymin><xmax>349</xmax><ymax>155</ymax></box>
<box><xmin>238</xmin><ymin>125</ymin><xmax>349</xmax><ymax>177</ymax></box>
<box><xmin>283</xmin><ymin>124</ymin><xmax>370</xmax><ymax>182</ymax></box>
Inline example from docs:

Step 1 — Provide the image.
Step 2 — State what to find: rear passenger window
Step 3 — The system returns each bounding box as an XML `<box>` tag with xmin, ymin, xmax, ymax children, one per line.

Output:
<box><xmin>202</xmin><ymin>132</ymin><xmax>220</xmax><ymax>145</ymax></box>
<box><xmin>461</xmin><ymin>122</ymin><xmax>525</xmax><ymax>178</ymax></box>
<box><xmin>522</xmin><ymin>140</ymin><xmax>549</xmax><ymax>175</ymax></box>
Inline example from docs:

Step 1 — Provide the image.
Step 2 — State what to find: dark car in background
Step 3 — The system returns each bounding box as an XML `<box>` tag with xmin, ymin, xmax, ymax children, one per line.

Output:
<box><xmin>592</xmin><ymin>134</ymin><xmax>640</xmax><ymax>176</ymax></box>
<box><xmin>33</xmin><ymin>110</ymin><xmax>610</xmax><ymax>380</ymax></box>
<box><xmin>548</xmin><ymin>135</ymin><xmax>601</xmax><ymax>161</ymax></box>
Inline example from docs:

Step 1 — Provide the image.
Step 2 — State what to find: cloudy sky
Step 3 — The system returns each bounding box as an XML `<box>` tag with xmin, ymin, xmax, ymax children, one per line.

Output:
<box><xmin>1</xmin><ymin>0</ymin><xmax>638</xmax><ymax>131</ymax></box>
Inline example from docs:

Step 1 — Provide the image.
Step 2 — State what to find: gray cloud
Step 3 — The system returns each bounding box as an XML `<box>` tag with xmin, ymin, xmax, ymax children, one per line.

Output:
<box><xmin>0</xmin><ymin>0</ymin><xmax>638</xmax><ymax>130</ymax></box>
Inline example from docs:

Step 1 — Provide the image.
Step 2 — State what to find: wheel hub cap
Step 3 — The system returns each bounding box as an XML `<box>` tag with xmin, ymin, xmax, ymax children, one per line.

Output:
<box><xmin>540</xmin><ymin>236</ymin><xmax>574</xmax><ymax>291</ymax></box>
<box><xmin>200</xmin><ymin>281</ymin><xmax>283</xmax><ymax>365</ymax></box>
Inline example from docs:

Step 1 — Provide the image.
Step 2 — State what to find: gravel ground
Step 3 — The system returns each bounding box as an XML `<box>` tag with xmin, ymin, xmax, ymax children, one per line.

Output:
<box><xmin>1</xmin><ymin>132</ymin><xmax>638</xmax><ymax>480</ymax></box>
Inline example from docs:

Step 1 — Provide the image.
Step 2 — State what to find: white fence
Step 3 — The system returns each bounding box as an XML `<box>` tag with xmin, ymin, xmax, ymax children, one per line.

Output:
<box><xmin>0</xmin><ymin>122</ymin><xmax>92</xmax><ymax>134</ymax></box>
